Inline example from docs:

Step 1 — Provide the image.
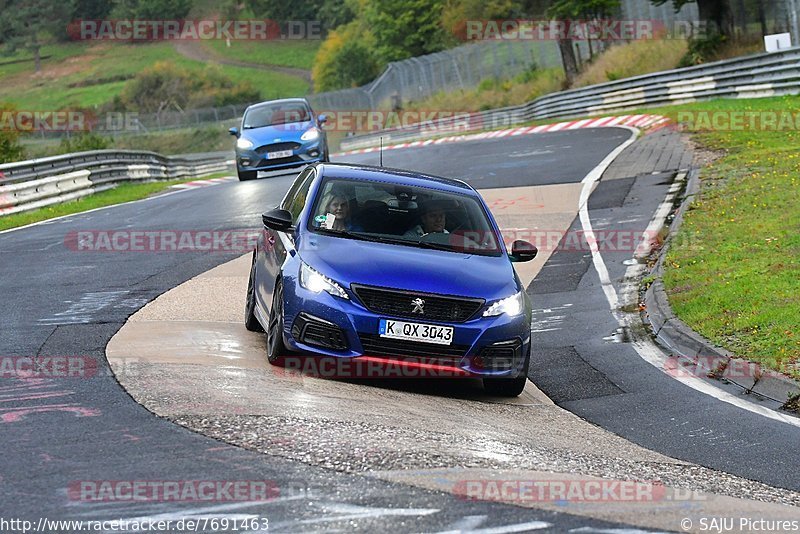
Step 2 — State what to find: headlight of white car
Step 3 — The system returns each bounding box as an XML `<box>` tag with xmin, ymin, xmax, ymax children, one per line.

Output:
<box><xmin>236</xmin><ymin>137</ymin><xmax>254</xmax><ymax>149</ymax></box>
<box><xmin>300</xmin><ymin>128</ymin><xmax>320</xmax><ymax>141</ymax></box>
<box><xmin>299</xmin><ymin>262</ymin><xmax>349</xmax><ymax>299</ymax></box>
<box><xmin>483</xmin><ymin>291</ymin><xmax>525</xmax><ymax>317</ymax></box>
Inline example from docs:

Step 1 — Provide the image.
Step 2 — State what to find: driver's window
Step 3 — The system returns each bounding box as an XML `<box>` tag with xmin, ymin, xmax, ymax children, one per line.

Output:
<box><xmin>285</xmin><ymin>169</ymin><xmax>316</xmax><ymax>225</ymax></box>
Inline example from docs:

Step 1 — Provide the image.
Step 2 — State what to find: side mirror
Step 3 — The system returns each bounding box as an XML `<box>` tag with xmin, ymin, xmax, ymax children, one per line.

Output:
<box><xmin>317</xmin><ymin>114</ymin><xmax>328</xmax><ymax>125</ymax></box>
<box><xmin>509</xmin><ymin>240</ymin><xmax>538</xmax><ymax>263</ymax></box>
<box><xmin>228</xmin><ymin>127</ymin><xmax>239</xmax><ymax>137</ymax></box>
<box><xmin>262</xmin><ymin>208</ymin><xmax>293</xmax><ymax>231</ymax></box>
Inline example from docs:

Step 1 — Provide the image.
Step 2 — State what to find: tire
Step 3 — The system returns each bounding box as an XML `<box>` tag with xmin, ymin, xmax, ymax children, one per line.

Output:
<box><xmin>482</xmin><ymin>344</ymin><xmax>530</xmax><ymax>397</ymax></box>
<box><xmin>266</xmin><ymin>279</ymin><xmax>288</xmax><ymax>365</ymax></box>
<box><xmin>238</xmin><ymin>168</ymin><xmax>257</xmax><ymax>181</ymax></box>
<box><xmin>483</xmin><ymin>375</ymin><xmax>527</xmax><ymax>397</ymax></box>
<box><xmin>244</xmin><ymin>258</ymin><xmax>264</xmax><ymax>332</ymax></box>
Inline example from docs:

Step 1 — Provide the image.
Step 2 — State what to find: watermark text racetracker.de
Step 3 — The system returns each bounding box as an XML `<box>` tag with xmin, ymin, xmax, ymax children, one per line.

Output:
<box><xmin>453</xmin><ymin>478</ymin><xmax>706</xmax><ymax>503</ymax></box>
<box><xmin>457</xmin><ymin>19</ymin><xmax>708</xmax><ymax>41</ymax></box>
<box><xmin>0</xmin><ymin>356</ymin><xmax>97</xmax><ymax>378</ymax></box>
<box><xmin>68</xmin><ymin>19</ymin><xmax>322</xmax><ymax>41</ymax></box>
<box><xmin>64</xmin><ymin>229</ymin><xmax>263</xmax><ymax>253</ymax></box>
<box><xmin>676</xmin><ymin>110</ymin><xmax>800</xmax><ymax>131</ymax></box>
<box><xmin>0</xmin><ymin>110</ymin><xmax>141</xmax><ymax>133</ymax></box>
<box><xmin>69</xmin><ymin>480</ymin><xmax>279</xmax><ymax>502</ymax></box>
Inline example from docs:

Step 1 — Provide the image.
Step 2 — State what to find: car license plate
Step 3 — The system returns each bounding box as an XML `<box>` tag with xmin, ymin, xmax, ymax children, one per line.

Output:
<box><xmin>379</xmin><ymin>319</ymin><xmax>453</xmax><ymax>345</ymax></box>
<box><xmin>267</xmin><ymin>150</ymin><xmax>293</xmax><ymax>159</ymax></box>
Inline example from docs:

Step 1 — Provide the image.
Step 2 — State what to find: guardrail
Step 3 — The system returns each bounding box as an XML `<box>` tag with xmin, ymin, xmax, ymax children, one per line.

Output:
<box><xmin>340</xmin><ymin>46</ymin><xmax>800</xmax><ymax>151</ymax></box>
<box><xmin>0</xmin><ymin>150</ymin><xmax>233</xmax><ymax>216</ymax></box>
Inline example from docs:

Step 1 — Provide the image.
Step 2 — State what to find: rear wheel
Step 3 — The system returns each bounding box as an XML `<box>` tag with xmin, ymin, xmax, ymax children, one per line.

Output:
<box><xmin>482</xmin><ymin>345</ymin><xmax>530</xmax><ymax>397</ymax></box>
<box><xmin>266</xmin><ymin>280</ymin><xmax>288</xmax><ymax>365</ymax></box>
<box><xmin>244</xmin><ymin>257</ymin><xmax>264</xmax><ymax>332</ymax></box>
<box><xmin>238</xmin><ymin>168</ymin><xmax>257</xmax><ymax>181</ymax></box>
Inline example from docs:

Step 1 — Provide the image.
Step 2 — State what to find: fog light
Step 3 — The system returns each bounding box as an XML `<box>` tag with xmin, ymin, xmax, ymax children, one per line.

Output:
<box><xmin>240</xmin><ymin>158</ymin><xmax>251</xmax><ymax>166</ymax></box>
<box><xmin>308</xmin><ymin>149</ymin><xmax>320</xmax><ymax>157</ymax></box>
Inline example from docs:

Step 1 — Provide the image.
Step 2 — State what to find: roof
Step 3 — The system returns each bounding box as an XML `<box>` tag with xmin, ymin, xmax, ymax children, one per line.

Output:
<box><xmin>316</xmin><ymin>163</ymin><xmax>474</xmax><ymax>194</ymax></box>
<box><xmin>245</xmin><ymin>98</ymin><xmax>310</xmax><ymax>111</ymax></box>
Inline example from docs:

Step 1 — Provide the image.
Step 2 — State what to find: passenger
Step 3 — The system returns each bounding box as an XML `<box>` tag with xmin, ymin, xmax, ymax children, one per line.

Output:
<box><xmin>404</xmin><ymin>199</ymin><xmax>450</xmax><ymax>238</ymax></box>
<box><xmin>319</xmin><ymin>192</ymin><xmax>362</xmax><ymax>232</ymax></box>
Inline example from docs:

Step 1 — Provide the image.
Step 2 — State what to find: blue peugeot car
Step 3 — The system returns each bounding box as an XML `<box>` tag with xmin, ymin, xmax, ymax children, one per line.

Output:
<box><xmin>229</xmin><ymin>98</ymin><xmax>329</xmax><ymax>181</ymax></box>
<box><xmin>245</xmin><ymin>163</ymin><xmax>538</xmax><ymax>396</ymax></box>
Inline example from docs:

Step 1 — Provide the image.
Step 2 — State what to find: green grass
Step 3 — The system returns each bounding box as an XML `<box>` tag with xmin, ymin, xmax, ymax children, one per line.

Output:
<box><xmin>0</xmin><ymin>42</ymin><xmax>309</xmax><ymax>111</ymax></box>
<box><xmin>204</xmin><ymin>39</ymin><xmax>320</xmax><ymax>70</ymax></box>
<box><xmin>647</xmin><ymin>95</ymin><xmax>800</xmax><ymax>378</ymax></box>
<box><xmin>0</xmin><ymin>172</ymin><xmax>230</xmax><ymax>231</ymax></box>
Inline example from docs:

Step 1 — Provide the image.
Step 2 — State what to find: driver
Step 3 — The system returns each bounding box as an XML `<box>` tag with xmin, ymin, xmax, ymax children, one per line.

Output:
<box><xmin>404</xmin><ymin>199</ymin><xmax>450</xmax><ymax>238</ymax></box>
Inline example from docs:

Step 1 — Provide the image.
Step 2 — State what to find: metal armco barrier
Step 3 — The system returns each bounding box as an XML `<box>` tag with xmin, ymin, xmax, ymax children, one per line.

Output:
<box><xmin>340</xmin><ymin>47</ymin><xmax>800</xmax><ymax>151</ymax></box>
<box><xmin>0</xmin><ymin>150</ymin><xmax>232</xmax><ymax>216</ymax></box>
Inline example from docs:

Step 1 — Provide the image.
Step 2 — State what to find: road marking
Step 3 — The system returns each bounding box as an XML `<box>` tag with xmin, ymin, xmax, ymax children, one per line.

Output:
<box><xmin>434</xmin><ymin>520</ymin><xmax>553</xmax><ymax>533</ymax></box>
<box><xmin>577</xmin><ymin>126</ymin><xmax>640</xmax><ymax>321</ymax></box>
<box><xmin>577</xmin><ymin>141</ymin><xmax>800</xmax><ymax>428</ymax></box>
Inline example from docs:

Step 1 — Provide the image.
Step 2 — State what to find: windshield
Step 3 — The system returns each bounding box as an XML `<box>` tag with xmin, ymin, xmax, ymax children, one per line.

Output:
<box><xmin>306</xmin><ymin>178</ymin><xmax>502</xmax><ymax>257</ymax></box>
<box><xmin>242</xmin><ymin>103</ymin><xmax>311</xmax><ymax>129</ymax></box>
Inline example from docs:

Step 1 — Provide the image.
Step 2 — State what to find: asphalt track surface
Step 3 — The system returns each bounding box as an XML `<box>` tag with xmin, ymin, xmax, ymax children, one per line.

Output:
<box><xmin>0</xmin><ymin>128</ymin><xmax>796</xmax><ymax>531</ymax></box>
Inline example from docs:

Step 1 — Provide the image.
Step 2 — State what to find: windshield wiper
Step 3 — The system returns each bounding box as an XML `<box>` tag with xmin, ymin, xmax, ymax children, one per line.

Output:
<box><xmin>411</xmin><ymin>240</ymin><xmax>455</xmax><ymax>252</ymax></box>
<box><xmin>317</xmin><ymin>229</ymin><xmax>413</xmax><ymax>246</ymax></box>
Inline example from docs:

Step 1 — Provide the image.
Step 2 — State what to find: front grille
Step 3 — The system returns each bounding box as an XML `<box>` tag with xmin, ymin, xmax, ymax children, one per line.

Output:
<box><xmin>255</xmin><ymin>142</ymin><xmax>301</xmax><ymax>154</ymax></box>
<box><xmin>292</xmin><ymin>313</ymin><xmax>348</xmax><ymax>351</ymax></box>
<box><xmin>359</xmin><ymin>334</ymin><xmax>468</xmax><ymax>363</ymax></box>
<box><xmin>257</xmin><ymin>155</ymin><xmax>303</xmax><ymax>167</ymax></box>
<box><xmin>352</xmin><ymin>284</ymin><xmax>484</xmax><ymax>323</ymax></box>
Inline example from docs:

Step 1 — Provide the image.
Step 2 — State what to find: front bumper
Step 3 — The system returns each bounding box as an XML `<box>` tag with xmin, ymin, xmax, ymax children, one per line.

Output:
<box><xmin>236</xmin><ymin>140</ymin><xmax>325</xmax><ymax>172</ymax></box>
<box><xmin>280</xmin><ymin>276</ymin><xmax>531</xmax><ymax>378</ymax></box>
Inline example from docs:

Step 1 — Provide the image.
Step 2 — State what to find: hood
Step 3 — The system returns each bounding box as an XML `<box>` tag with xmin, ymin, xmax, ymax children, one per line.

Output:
<box><xmin>297</xmin><ymin>233</ymin><xmax>519</xmax><ymax>301</ymax></box>
<box><xmin>241</xmin><ymin>120</ymin><xmax>314</xmax><ymax>146</ymax></box>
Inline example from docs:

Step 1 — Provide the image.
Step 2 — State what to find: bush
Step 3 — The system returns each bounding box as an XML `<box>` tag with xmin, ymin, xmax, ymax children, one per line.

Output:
<box><xmin>120</xmin><ymin>62</ymin><xmax>261</xmax><ymax>113</ymax></box>
<box><xmin>0</xmin><ymin>103</ymin><xmax>25</xmax><ymax>164</ymax></box>
<box><xmin>679</xmin><ymin>34</ymin><xmax>727</xmax><ymax>67</ymax></box>
<box><xmin>59</xmin><ymin>132</ymin><xmax>110</xmax><ymax>153</ymax></box>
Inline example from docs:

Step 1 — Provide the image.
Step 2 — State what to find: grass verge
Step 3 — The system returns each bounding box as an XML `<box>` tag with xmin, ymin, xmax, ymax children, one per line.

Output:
<box><xmin>0</xmin><ymin>42</ymin><xmax>308</xmax><ymax>111</ymax></box>
<box><xmin>647</xmin><ymin>96</ymin><xmax>800</xmax><ymax>378</ymax></box>
<box><xmin>203</xmin><ymin>39</ymin><xmax>320</xmax><ymax>70</ymax></box>
<box><xmin>0</xmin><ymin>172</ymin><xmax>230</xmax><ymax>232</ymax></box>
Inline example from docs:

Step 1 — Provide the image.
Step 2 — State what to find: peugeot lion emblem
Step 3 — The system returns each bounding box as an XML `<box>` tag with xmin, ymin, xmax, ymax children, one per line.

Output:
<box><xmin>411</xmin><ymin>298</ymin><xmax>425</xmax><ymax>315</ymax></box>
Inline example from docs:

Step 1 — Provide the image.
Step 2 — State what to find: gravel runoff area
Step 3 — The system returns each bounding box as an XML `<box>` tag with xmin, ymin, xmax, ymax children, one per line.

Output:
<box><xmin>174</xmin><ymin>414</ymin><xmax>800</xmax><ymax>509</ymax></box>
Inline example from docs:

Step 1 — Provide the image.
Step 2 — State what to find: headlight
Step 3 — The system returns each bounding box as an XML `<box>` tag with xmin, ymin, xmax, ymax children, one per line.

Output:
<box><xmin>236</xmin><ymin>137</ymin><xmax>254</xmax><ymax>149</ymax></box>
<box><xmin>300</xmin><ymin>128</ymin><xmax>320</xmax><ymax>141</ymax></box>
<box><xmin>299</xmin><ymin>262</ymin><xmax>349</xmax><ymax>299</ymax></box>
<box><xmin>483</xmin><ymin>291</ymin><xmax>525</xmax><ymax>317</ymax></box>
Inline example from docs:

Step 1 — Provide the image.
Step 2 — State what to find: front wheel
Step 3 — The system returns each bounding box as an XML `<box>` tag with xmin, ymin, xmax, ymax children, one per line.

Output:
<box><xmin>244</xmin><ymin>257</ymin><xmax>264</xmax><ymax>332</ymax></box>
<box><xmin>483</xmin><ymin>375</ymin><xmax>527</xmax><ymax>397</ymax></box>
<box><xmin>482</xmin><ymin>345</ymin><xmax>530</xmax><ymax>397</ymax></box>
<box><xmin>266</xmin><ymin>280</ymin><xmax>288</xmax><ymax>365</ymax></box>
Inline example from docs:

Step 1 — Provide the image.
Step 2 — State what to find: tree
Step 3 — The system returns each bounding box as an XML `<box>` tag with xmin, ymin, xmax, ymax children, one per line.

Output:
<box><xmin>111</xmin><ymin>0</ymin><xmax>193</xmax><ymax>20</ymax></box>
<box><xmin>312</xmin><ymin>21</ymin><xmax>381</xmax><ymax>91</ymax></box>
<box><xmin>72</xmin><ymin>0</ymin><xmax>113</xmax><ymax>19</ymax></box>
<box><xmin>363</xmin><ymin>0</ymin><xmax>449</xmax><ymax>62</ymax></box>
<box><xmin>0</xmin><ymin>0</ymin><xmax>75</xmax><ymax>72</ymax></box>
<box><xmin>652</xmin><ymin>0</ymin><xmax>734</xmax><ymax>38</ymax></box>
<box><xmin>244</xmin><ymin>0</ymin><xmax>355</xmax><ymax>34</ymax></box>
<box><xmin>547</xmin><ymin>0</ymin><xmax>620</xmax><ymax>86</ymax></box>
